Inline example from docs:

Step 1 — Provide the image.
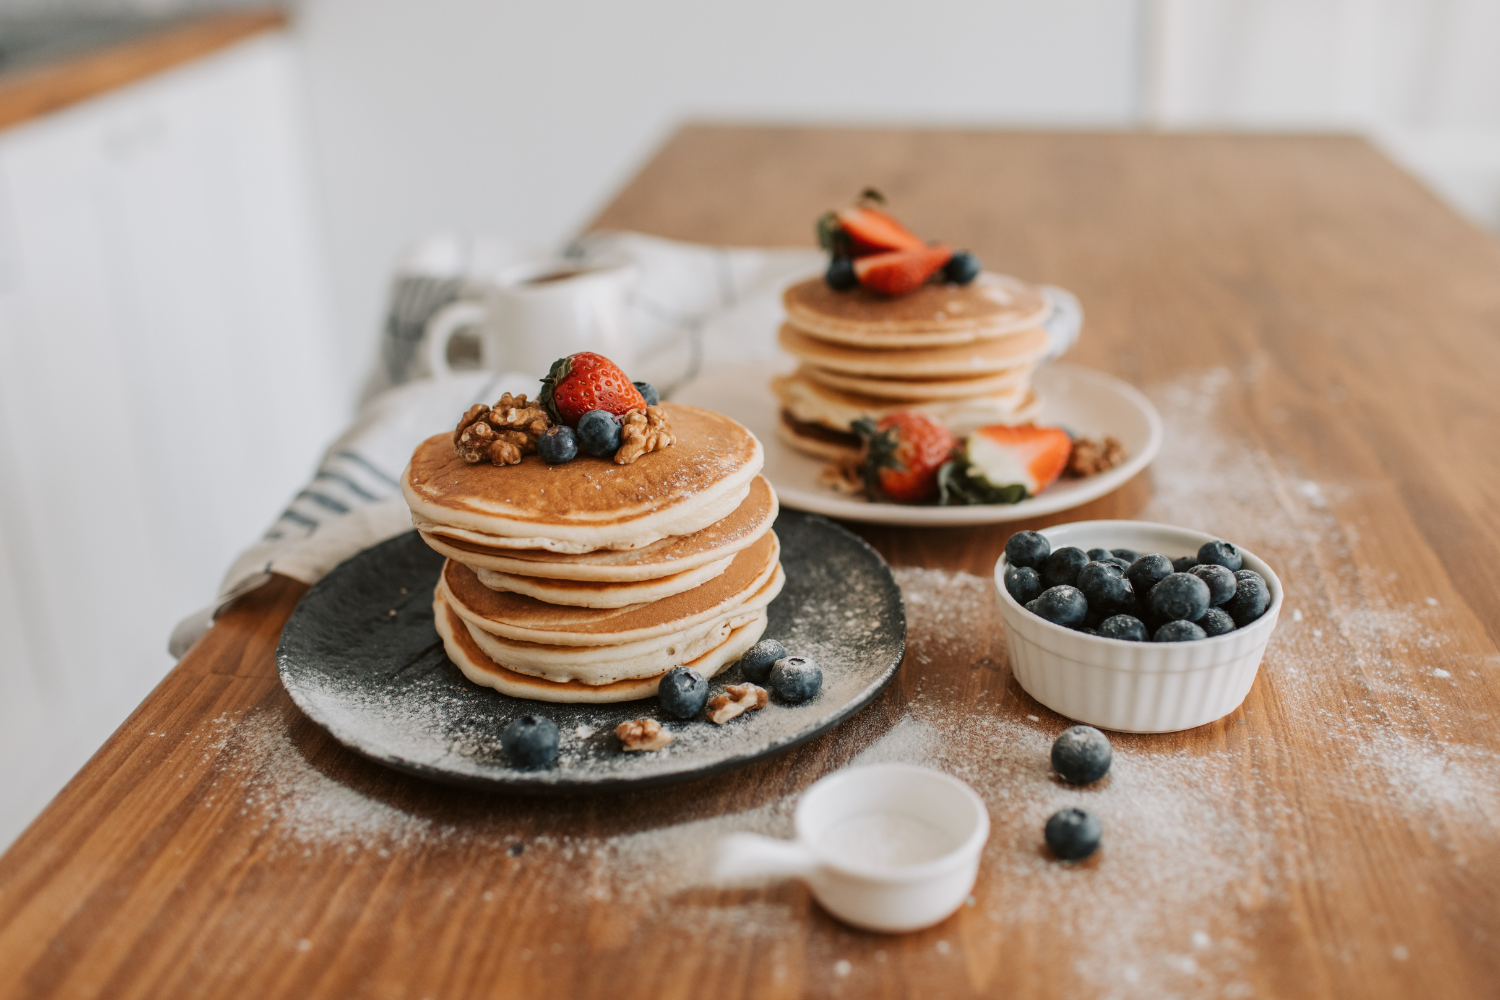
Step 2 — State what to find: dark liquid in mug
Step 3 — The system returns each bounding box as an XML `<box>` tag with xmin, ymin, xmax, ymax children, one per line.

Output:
<box><xmin>523</xmin><ymin>269</ymin><xmax>590</xmax><ymax>285</ymax></box>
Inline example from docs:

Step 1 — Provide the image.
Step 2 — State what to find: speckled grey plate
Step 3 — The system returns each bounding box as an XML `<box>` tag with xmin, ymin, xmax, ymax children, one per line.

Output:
<box><xmin>276</xmin><ymin>511</ymin><xmax>906</xmax><ymax>793</ymax></box>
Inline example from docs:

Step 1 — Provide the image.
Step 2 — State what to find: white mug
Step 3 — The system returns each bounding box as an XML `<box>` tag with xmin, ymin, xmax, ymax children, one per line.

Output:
<box><xmin>714</xmin><ymin>764</ymin><xmax>990</xmax><ymax>933</ymax></box>
<box><xmin>423</xmin><ymin>259</ymin><xmax>638</xmax><ymax>379</ymax></box>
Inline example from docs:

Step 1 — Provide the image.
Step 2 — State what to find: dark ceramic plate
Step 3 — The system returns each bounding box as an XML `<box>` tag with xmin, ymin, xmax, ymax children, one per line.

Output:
<box><xmin>276</xmin><ymin>511</ymin><xmax>906</xmax><ymax>793</ymax></box>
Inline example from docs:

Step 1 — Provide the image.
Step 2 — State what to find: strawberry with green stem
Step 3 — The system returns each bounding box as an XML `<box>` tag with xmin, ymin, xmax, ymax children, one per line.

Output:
<box><xmin>539</xmin><ymin>353</ymin><xmax>646</xmax><ymax>427</ymax></box>
<box><xmin>853</xmin><ymin>411</ymin><xmax>959</xmax><ymax>503</ymax></box>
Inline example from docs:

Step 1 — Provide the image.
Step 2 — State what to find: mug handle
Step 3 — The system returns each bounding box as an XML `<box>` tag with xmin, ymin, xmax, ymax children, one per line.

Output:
<box><xmin>423</xmin><ymin>300</ymin><xmax>487</xmax><ymax>378</ymax></box>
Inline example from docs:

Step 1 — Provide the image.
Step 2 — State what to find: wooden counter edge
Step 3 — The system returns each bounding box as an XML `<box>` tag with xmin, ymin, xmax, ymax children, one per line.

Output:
<box><xmin>0</xmin><ymin>6</ymin><xmax>288</xmax><ymax>132</ymax></box>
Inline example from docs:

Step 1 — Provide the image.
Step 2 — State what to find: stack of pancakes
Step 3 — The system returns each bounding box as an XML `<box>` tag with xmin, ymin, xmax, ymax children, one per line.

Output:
<box><xmin>403</xmin><ymin>403</ymin><xmax>783</xmax><ymax>704</ymax></box>
<box><xmin>773</xmin><ymin>272</ymin><xmax>1054</xmax><ymax>458</ymax></box>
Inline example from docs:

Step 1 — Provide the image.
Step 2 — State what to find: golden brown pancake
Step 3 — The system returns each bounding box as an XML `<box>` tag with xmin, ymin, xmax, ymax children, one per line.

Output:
<box><xmin>434</xmin><ymin>590</ymin><xmax>762</xmax><ymax>703</ymax></box>
<box><xmin>473</xmin><ymin>553</ymin><xmax>735</xmax><ymax>608</ymax></box>
<box><xmin>402</xmin><ymin>403</ymin><xmax>761</xmax><ymax>553</ymax></box>
<box><xmin>783</xmin><ymin>272</ymin><xmax>1051</xmax><ymax>347</ymax></box>
<box><xmin>778</xmin><ymin>324</ymin><xmax>1049</xmax><ymax>379</ymax></box>
<box><xmin>442</xmin><ymin>531</ymin><xmax>780</xmax><ymax>645</ymax></box>
<box><xmin>418</xmin><ymin>475</ymin><xmax>778</xmax><ymax>582</ymax></box>
<box><xmin>799</xmin><ymin>363</ymin><xmax>1035</xmax><ymax>401</ymax></box>
<box><xmin>772</xmin><ymin>371</ymin><xmax>1040</xmax><ymax>435</ymax></box>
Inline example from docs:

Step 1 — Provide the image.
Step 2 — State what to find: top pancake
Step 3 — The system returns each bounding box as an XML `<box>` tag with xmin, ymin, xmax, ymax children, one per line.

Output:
<box><xmin>403</xmin><ymin>402</ymin><xmax>762</xmax><ymax>553</ymax></box>
<box><xmin>783</xmin><ymin>272</ymin><xmax>1051</xmax><ymax>348</ymax></box>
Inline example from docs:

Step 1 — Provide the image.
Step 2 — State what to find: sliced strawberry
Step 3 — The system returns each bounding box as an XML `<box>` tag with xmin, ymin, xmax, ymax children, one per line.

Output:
<box><xmin>854</xmin><ymin>244</ymin><xmax>953</xmax><ymax>296</ymax></box>
<box><xmin>836</xmin><ymin>206</ymin><xmax>926</xmax><ymax>255</ymax></box>
<box><xmin>854</xmin><ymin>411</ymin><xmax>959</xmax><ymax>503</ymax></box>
<box><xmin>965</xmin><ymin>424</ymin><xmax>1073</xmax><ymax>496</ymax></box>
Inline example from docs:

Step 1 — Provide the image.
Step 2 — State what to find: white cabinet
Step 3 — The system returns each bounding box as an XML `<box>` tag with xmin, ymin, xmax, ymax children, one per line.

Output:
<box><xmin>0</xmin><ymin>31</ymin><xmax>344</xmax><ymax>848</ymax></box>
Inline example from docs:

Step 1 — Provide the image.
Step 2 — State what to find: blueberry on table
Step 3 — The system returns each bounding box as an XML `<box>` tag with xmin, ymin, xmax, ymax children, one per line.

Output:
<box><xmin>1004</xmin><ymin>564</ymin><xmax>1043</xmax><ymax>604</ymax></box>
<box><xmin>1031</xmin><ymin>585</ymin><xmax>1088</xmax><ymax>626</ymax></box>
<box><xmin>537</xmin><ymin>425</ymin><xmax>578</xmax><ymax>464</ymax></box>
<box><xmin>1197</xmin><ymin>539</ymin><xmax>1243</xmax><ymax>572</ymax></box>
<box><xmin>736</xmin><ymin>638</ymin><xmax>786</xmax><ymax>684</ymax></box>
<box><xmin>1041</xmin><ymin>547</ymin><xmax>1090</xmax><ymax>589</ymax></box>
<box><xmin>1111</xmin><ymin>548</ymin><xmax>1139</xmax><ymax>565</ymax></box>
<box><xmin>1045</xmin><ymin>808</ymin><xmax>1102</xmax><ymax>860</ymax></box>
<box><xmin>1077</xmin><ymin>561</ymin><xmax>1135</xmax><ymax>615</ymax></box>
<box><xmin>501</xmin><ymin>716</ymin><xmax>559</xmax><ymax>768</ymax></box>
<box><xmin>1099</xmin><ymin>614</ymin><xmax>1149</xmax><ymax>642</ymax></box>
<box><xmin>1126</xmin><ymin>554</ymin><xmax>1173</xmax><ymax>596</ymax></box>
<box><xmin>1225</xmin><ymin>570</ymin><xmax>1271</xmax><ymax>626</ymax></box>
<box><xmin>1173</xmin><ymin>555</ymin><xmax>1199</xmax><ymax>573</ymax></box>
<box><xmin>1005</xmin><ymin>530</ymin><xmax>1051</xmax><ymax>569</ymax></box>
<box><xmin>1149</xmin><ymin>572</ymin><xmax>1211</xmax><ymax>623</ymax></box>
<box><xmin>769</xmin><ymin>656</ymin><xmax>823</xmax><ymax>703</ymax></box>
<box><xmin>632</xmin><ymin>381</ymin><xmax>660</xmax><ymax>406</ymax></box>
<box><xmin>576</xmin><ymin>409</ymin><xmax>623</xmax><ymax>457</ymax></box>
<box><xmin>943</xmin><ymin>250</ymin><xmax>982</xmax><ymax>285</ymax></box>
<box><xmin>658</xmin><ymin>665</ymin><xmax>709</xmax><ymax>719</ymax></box>
<box><xmin>825</xmin><ymin>255</ymin><xmax>858</xmax><ymax>290</ymax></box>
<box><xmin>1154</xmin><ymin>620</ymin><xmax>1208</xmax><ymax>642</ymax></box>
<box><xmin>1189</xmin><ymin>563</ymin><xmax>1238</xmax><ymax>606</ymax></box>
<box><xmin>1199</xmin><ymin>607</ymin><xmax>1236</xmax><ymax>636</ymax></box>
<box><xmin>1051</xmin><ymin>725</ymin><xmax>1112</xmax><ymax>784</ymax></box>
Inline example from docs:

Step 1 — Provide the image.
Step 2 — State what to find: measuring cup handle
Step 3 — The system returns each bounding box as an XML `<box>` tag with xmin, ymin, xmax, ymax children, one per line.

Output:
<box><xmin>423</xmin><ymin>300</ymin><xmax>487</xmax><ymax>378</ymax></box>
<box><xmin>713</xmin><ymin>833</ymin><xmax>817</xmax><ymax>883</ymax></box>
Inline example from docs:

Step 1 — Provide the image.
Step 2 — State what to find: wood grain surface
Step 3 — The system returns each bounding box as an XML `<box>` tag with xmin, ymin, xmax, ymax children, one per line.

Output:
<box><xmin>2</xmin><ymin>127</ymin><xmax>1499</xmax><ymax>1000</ymax></box>
<box><xmin>0</xmin><ymin>7</ymin><xmax>286</xmax><ymax>132</ymax></box>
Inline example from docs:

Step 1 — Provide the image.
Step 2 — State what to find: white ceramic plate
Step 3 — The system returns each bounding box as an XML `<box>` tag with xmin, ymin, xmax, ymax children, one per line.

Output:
<box><xmin>672</xmin><ymin>362</ymin><xmax>1163</xmax><ymax>526</ymax></box>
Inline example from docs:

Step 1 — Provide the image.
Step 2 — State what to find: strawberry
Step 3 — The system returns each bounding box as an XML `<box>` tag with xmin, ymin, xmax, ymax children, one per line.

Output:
<box><xmin>854</xmin><ymin>244</ymin><xmax>953</xmax><ymax>296</ymax></box>
<box><xmin>964</xmin><ymin>424</ymin><xmax>1073</xmax><ymax>496</ymax></box>
<box><xmin>835</xmin><ymin>205</ymin><xmax>926</xmax><ymax>255</ymax></box>
<box><xmin>853</xmin><ymin>411</ymin><xmax>959</xmax><ymax>503</ymax></box>
<box><xmin>538</xmin><ymin>353</ymin><xmax>646</xmax><ymax>426</ymax></box>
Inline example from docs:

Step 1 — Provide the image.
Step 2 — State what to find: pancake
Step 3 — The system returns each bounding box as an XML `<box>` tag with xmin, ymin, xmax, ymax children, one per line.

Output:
<box><xmin>473</xmin><ymin>552</ymin><xmax>735</xmax><ymax>608</ymax></box>
<box><xmin>441</xmin><ymin>531</ymin><xmax>781</xmax><ymax>645</ymax></box>
<box><xmin>783</xmin><ymin>272</ymin><xmax>1051</xmax><ymax>347</ymax></box>
<box><xmin>799</xmin><ymin>363</ymin><xmax>1035</xmax><ymax>401</ymax></box>
<box><xmin>435</xmin><ymin>590</ymin><xmax>762</xmax><ymax>703</ymax></box>
<box><xmin>779</xmin><ymin>324</ymin><xmax>1049</xmax><ymax>379</ymax></box>
<box><xmin>772</xmin><ymin>371</ymin><xmax>1040</xmax><ymax>436</ymax></box>
<box><xmin>403</xmin><ymin>402</ymin><xmax>762</xmax><ymax>554</ymax></box>
<box><xmin>418</xmin><ymin>475</ymin><xmax>778</xmax><ymax>582</ymax></box>
<box><xmin>776</xmin><ymin>417</ymin><xmax>859</xmax><ymax>461</ymax></box>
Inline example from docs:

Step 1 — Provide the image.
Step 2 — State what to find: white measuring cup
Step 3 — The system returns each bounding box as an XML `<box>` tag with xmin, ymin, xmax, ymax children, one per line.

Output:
<box><xmin>714</xmin><ymin>764</ymin><xmax>989</xmax><ymax>933</ymax></box>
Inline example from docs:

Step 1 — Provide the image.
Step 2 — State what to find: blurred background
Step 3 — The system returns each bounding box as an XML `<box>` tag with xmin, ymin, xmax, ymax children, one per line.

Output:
<box><xmin>1</xmin><ymin>0</ymin><xmax>1497</xmax><ymax>848</ymax></box>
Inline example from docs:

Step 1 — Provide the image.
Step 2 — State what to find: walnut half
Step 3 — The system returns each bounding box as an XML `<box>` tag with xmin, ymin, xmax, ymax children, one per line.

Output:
<box><xmin>1066</xmin><ymin>435</ymin><xmax>1126</xmax><ymax>478</ymax></box>
<box><xmin>615</xmin><ymin>718</ymin><xmax>673</xmax><ymax>752</ymax></box>
<box><xmin>707</xmin><ymin>683</ymin><xmax>768</xmax><ymax>725</ymax></box>
<box><xmin>454</xmin><ymin>393</ymin><xmax>552</xmax><ymax>466</ymax></box>
<box><xmin>614</xmin><ymin>406</ymin><xmax>674</xmax><ymax>465</ymax></box>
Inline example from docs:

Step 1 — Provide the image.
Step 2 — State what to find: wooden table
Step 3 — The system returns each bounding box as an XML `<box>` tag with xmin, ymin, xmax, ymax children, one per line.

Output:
<box><xmin>2</xmin><ymin>128</ymin><xmax>1498</xmax><ymax>999</ymax></box>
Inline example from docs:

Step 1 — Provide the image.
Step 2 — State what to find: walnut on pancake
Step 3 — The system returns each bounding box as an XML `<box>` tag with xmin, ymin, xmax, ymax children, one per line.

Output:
<box><xmin>707</xmin><ymin>683</ymin><xmax>768</xmax><ymax>724</ymax></box>
<box><xmin>614</xmin><ymin>405</ymin><xmax>674</xmax><ymax>465</ymax></box>
<box><xmin>616</xmin><ymin>717</ymin><xmax>673</xmax><ymax>751</ymax></box>
<box><xmin>454</xmin><ymin>393</ymin><xmax>552</xmax><ymax>465</ymax></box>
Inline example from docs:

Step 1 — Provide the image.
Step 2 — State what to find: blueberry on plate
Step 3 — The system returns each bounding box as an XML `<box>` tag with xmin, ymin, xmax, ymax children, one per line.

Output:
<box><xmin>769</xmin><ymin>655</ymin><xmax>822</xmax><ymax>703</ymax></box>
<box><xmin>1126</xmin><ymin>553</ymin><xmax>1173</xmax><ymax>596</ymax></box>
<box><xmin>825</xmin><ymin>255</ymin><xmax>857</xmax><ymax>290</ymax></box>
<box><xmin>1224</xmin><ymin>569</ymin><xmax>1271</xmax><ymax>626</ymax></box>
<box><xmin>943</xmin><ymin>250</ymin><xmax>982</xmax><ymax>285</ymax></box>
<box><xmin>1005</xmin><ymin>530</ymin><xmax>1051</xmax><ymax>570</ymax></box>
<box><xmin>1086</xmin><ymin>548</ymin><xmax>1112</xmax><ymax>562</ymax></box>
<box><xmin>737</xmin><ymin>638</ymin><xmax>786</xmax><ymax>684</ymax></box>
<box><xmin>658</xmin><ymin>665</ymin><xmax>709</xmax><ymax>719</ymax></box>
<box><xmin>1197</xmin><ymin>539</ymin><xmax>1243</xmax><ymax>572</ymax></box>
<box><xmin>1004</xmin><ymin>564</ymin><xmax>1043</xmax><ymax>604</ymax></box>
<box><xmin>576</xmin><ymin>409</ymin><xmax>623</xmax><ymax>457</ymax></box>
<box><xmin>1051</xmin><ymin>725</ymin><xmax>1112</xmax><ymax>784</ymax></box>
<box><xmin>1098</xmin><ymin>614</ymin><xmax>1149</xmax><ymax>642</ymax></box>
<box><xmin>1154</xmin><ymin>620</ymin><xmax>1208</xmax><ymax>642</ymax></box>
<box><xmin>1173</xmin><ymin>555</ymin><xmax>1199</xmax><ymax>573</ymax></box>
<box><xmin>1189</xmin><ymin>563</ymin><xmax>1238</xmax><ymax>606</ymax></box>
<box><xmin>1111</xmin><ymin>548</ymin><xmax>1139</xmax><ymax>565</ymax></box>
<box><xmin>1199</xmin><ymin>607</ymin><xmax>1236</xmax><ymax>636</ymax></box>
<box><xmin>1077</xmin><ymin>561</ymin><xmax>1135</xmax><ymax>616</ymax></box>
<box><xmin>1041</xmin><ymin>547</ymin><xmax>1090</xmax><ymax>589</ymax></box>
<box><xmin>537</xmin><ymin>424</ymin><xmax>578</xmax><ymax>464</ymax></box>
<box><xmin>501</xmin><ymin>716</ymin><xmax>559</xmax><ymax>768</ymax></box>
<box><xmin>632</xmin><ymin>381</ymin><xmax>660</xmax><ymax>406</ymax></box>
<box><xmin>1030</xmin><ymin>585</ymin><xmax>1088</xmax><ymax>626</ymax></box>
<box><xmin>1150</xmin><ymin>572</ymin><xmax>1211</xmax><ymax>623</ymax></box>
<box><xmin>1045</xmin><ymin>808</ymin><xmax>1102</xmax><ymax>860</ymax></box>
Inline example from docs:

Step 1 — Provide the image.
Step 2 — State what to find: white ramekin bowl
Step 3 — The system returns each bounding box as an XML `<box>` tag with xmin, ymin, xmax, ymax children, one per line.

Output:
<box><xmin>993</xmin><ymin>520</ymin><xmax>1283</xmax><ymax>733</ymax></box>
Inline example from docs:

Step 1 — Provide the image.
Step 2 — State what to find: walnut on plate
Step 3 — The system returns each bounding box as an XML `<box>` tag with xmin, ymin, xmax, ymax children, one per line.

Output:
<box><xmin>614</xmin><ymin>405</ymin><xmax>674</xmax><ymax>465</ymax></box>
<box><xmin>706</xmin><ymin>683</ymin><xmax>768</xmax><ymax>725</ymax></box>
<box><xmin>615</xmin><ymin>718</ymin><xmax>673</xmax><ymax>752</ymax></box>
<box><xmin>1066</xmin><ymin>435</ymin><xmax>1126</xmax><ymax>478</ymax></box>
<box><xmin>454</xmin><ymin>393</ymin><xmax>553</xmax><ymax>465</ymax></box>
